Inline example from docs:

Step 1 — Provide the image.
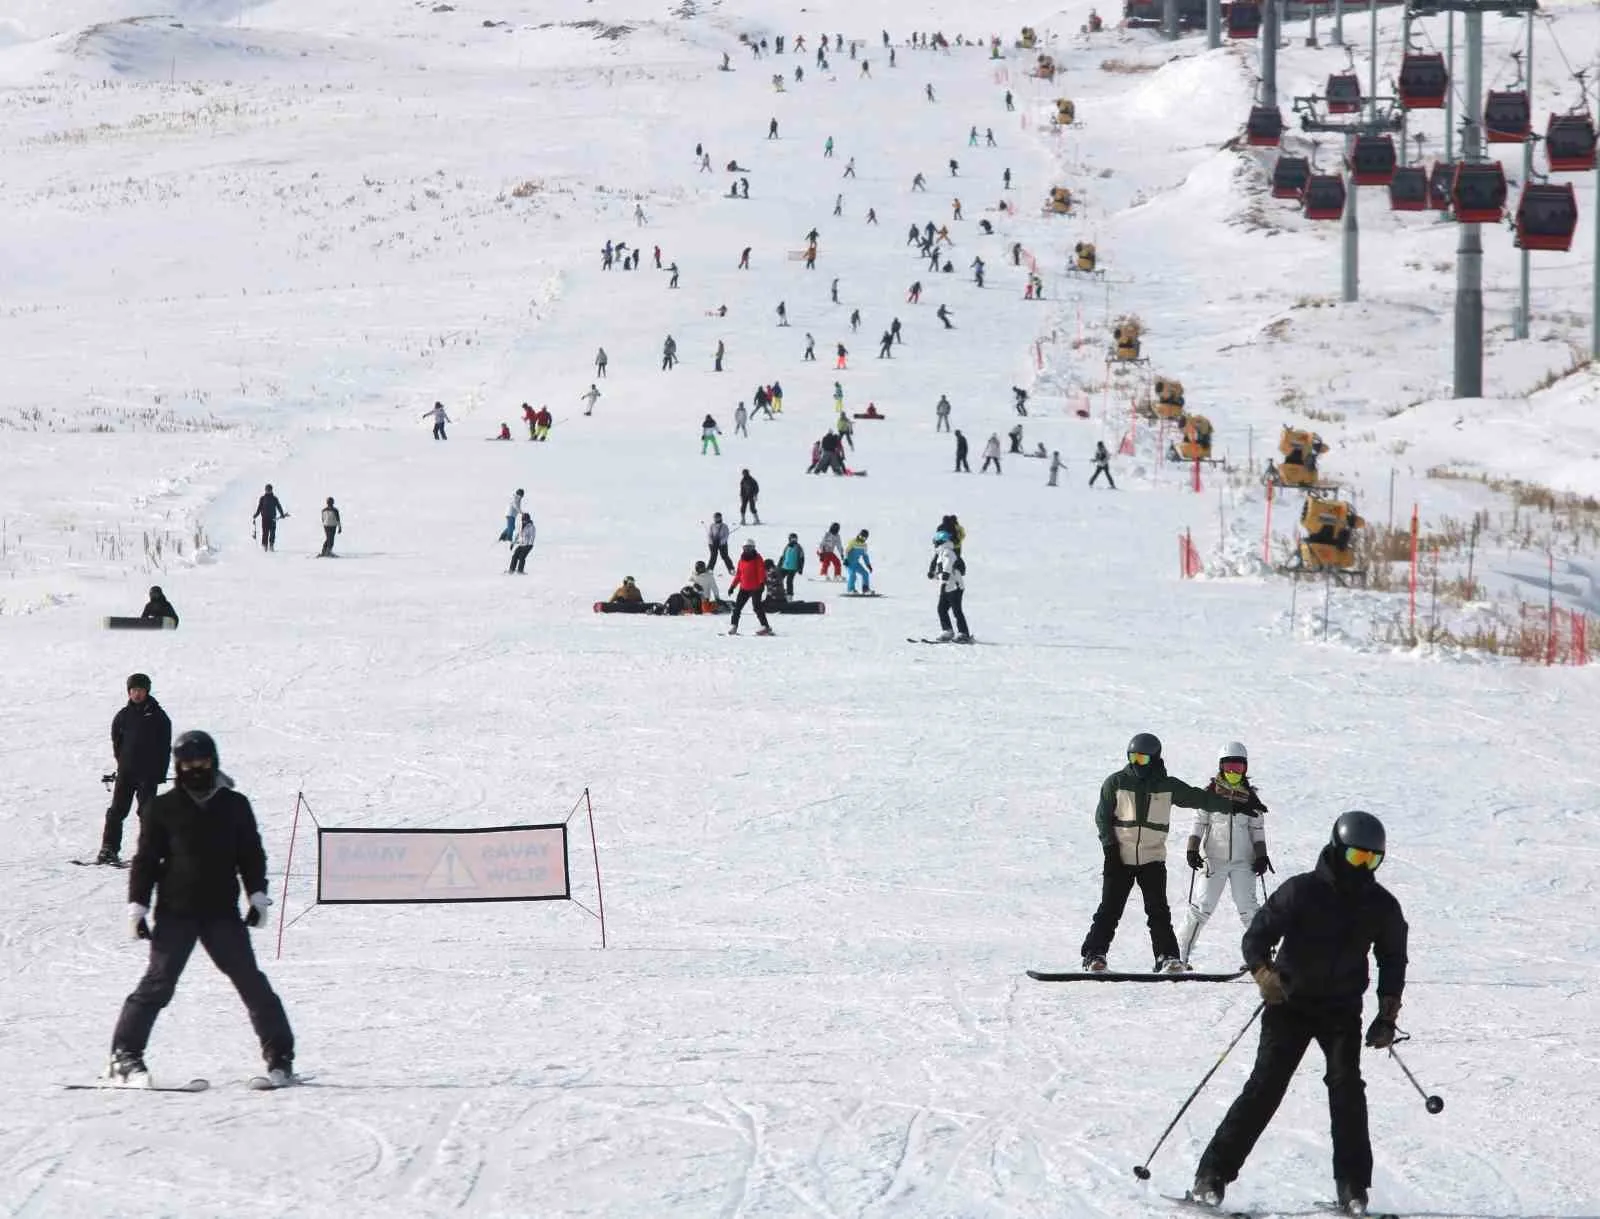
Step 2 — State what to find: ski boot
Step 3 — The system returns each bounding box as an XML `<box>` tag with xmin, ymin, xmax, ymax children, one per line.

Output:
<box><xmin>107</xmin><ymin>1049</ymin><xmax>150</xmax><ymax>1088</ymax></box>
<box><xmin>755</xmin><ymin>627</ymin><xmax>774</xmax><ymax>636</ymax></box>
<box><xmin>954</xmin><ymin>633</ymin><xmax>974</xmax><ymax>644</ymax></box>
<box><xmin>727</xmin><ymin>625</ymin><xmax>739</xmax><ymax>635</ymax></box>
<box><xmin>1335</xmin><ymin>1181</ymin><xmax>1368</xmax><ymax>1216</ymax></box>
<box><xmin>264</xmin><ymin>1054</ymin><xmax>296</xmax><ymax>1088</ymax></box>
<box><xmin>937</xmin><ymin>629</ymin><xmax>955</xmax><ymax>641</ymax></box>
<box><xmin>1189</xmin><ymin>1173</ymin><xmax>1225</xmax><ymax>1208</ymax></box>
<box><xmin>95</xmin><ymin>846</ymin><xmax>121</xmax><ymax>866</ymax></box>
<box><xmin>1081</xmin><ymin>954</ymin><xmax>1107</xmax><ymax>973</ymax></box>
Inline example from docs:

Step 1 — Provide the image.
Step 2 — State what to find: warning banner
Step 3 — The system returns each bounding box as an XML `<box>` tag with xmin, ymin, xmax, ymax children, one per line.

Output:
<box><xmin>316</xmin><ymin>824</ymin><xmax>569</xmax><ymax>904</ymax></box>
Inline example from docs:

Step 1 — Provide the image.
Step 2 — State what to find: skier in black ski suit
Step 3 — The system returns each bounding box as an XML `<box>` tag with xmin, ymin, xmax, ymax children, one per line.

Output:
<box><xmin>98</xmin><ymin>673</ymin><xmax>173</xmax><ymax>865</ymax></box>
<box><xmin>1192</xmin><ymin>811</ymin><xmax>1407</xmax><ymax>1217</ymax></box>
<box><xmin>1080</xmin><ymin>733</ymin><xmax>1260</xmax><ymax>972</ymax></box>
<box><xmin>252</xmin><ymin>485</ymin><xmax>287</xmax><ymax>551</ymax></box>
<box><xmin>108</xmin><ymin>730</ymin><xmax>297</xmax><ymax>1088</ymax></box>
<box><xmin>738</xmin><ymin>469</ymin><xmax>761</xmax><ymax>524</ymax></box>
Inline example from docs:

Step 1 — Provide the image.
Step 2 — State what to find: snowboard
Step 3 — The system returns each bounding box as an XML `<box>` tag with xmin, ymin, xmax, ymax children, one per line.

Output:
<box><xmin>70</xmin><ymin>858</ymin><xmax>131</xmax><ymax>869</ymax></box>
<box><xmin>248</xmin><ymin>1072</ymin><xmax>312</xmax><ymax>1091</ymax></box>
<box><xmin>63</xmin><ymin>1078</ymin><xmax>209</xmax><ymax>1093</ymax></box>
<box><xmin>840</xmin><ymin>591</ymin><xmax>883</xmax><ymax>598</ymax></box>
<box><xmin>908</xmin><ymin>637</ymin><xmax>978</xmax><ymax>645</ymax></box>
<box><xmin>1028</xmin><ymin>968</ymin><xmax>1247</xmax><ymax>983</ymax></box>
<box><xmin>103</xmin><ymin>617</ymin><xmax>176</xmax><ymax>631</ymax></box>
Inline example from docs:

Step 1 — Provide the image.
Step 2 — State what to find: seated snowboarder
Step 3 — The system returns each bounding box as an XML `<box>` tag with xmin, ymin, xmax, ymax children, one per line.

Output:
<box><xmin>762</xmin><ymin>560</ymin><xmax>789</xmax><ymax>607</ymax></box>
<box><xmin>141</xmin><ymin>586</ymin><xmax>179</xmax><ymax>627</ymax></box>
<box><xmin>610</xmin><ymin>577</ymin><xmax>644</xmax><ymax>604</ymax></box>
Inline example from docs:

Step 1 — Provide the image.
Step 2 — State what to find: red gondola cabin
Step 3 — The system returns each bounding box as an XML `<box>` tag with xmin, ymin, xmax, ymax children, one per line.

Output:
<box><xmin>1514</xmin><ymin>183</ymin><xmax>1578</xmax><ymax>252</ymax></box>
<box><xmin>1450</xmin><ymin>162</ymin><xmax>1507</xmax><ymax>223</ymax></box>
<box><xmin>1545</xmin><ymin>113</ymin><xmax>1597</xmax><ymax>173</ymax></box>
<box><xmin>1398</xmin><ymin>54</ymin><xmax>1449</xmax><ymax>110</ymax></box>
<box><xmin>1483</xmin><ymin>91</ymin><xmax>1531</xmax><ymax>144</ymax></box>
<box><xmin>1303</xmin><ymin>175</ymin><xmax>1347</xmax><ymax>221</ymax></box>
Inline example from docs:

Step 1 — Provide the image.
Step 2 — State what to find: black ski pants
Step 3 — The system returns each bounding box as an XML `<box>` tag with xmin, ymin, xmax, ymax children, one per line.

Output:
<box><xmin>730</xmin><ymin>586</ymin><xmax>769</xmax><ymax>630</ymax></box>
<box><xmin>955</xmin><ymin>450</ymin><xmax>970</xmax><ymax>472</ymax></box>
<box><xmin>260</xmin><ymin>518</ymin><xmax>277</xmax><ymax>551</ymax></box>
<box><xmin>782</xmin><ymin>569</ymin><xmax>798</xmax><ymax>597</ymax></box>
<box><xmin>937</xmin><ymin>587</ymin><xmax>968</xmax><ymax>635</ymax></box>
<box><xmin>509</xmin><ymin>544</ymin><xmax>533</xmax><ymax>573</ymax></box>
<box><xmin>113</xmin><ymin>913</ymin><xmax>294</xmax><ymax>1064</ymax></box>
<box><xmin>1080</xmin><ymin>857</ymin><xmax>1179</xmax><ymax>962</ymax></box>
<box><xmin>739</xmin><ymin>493</ymin><xmax>759</xmax><ymax>523</ymax></box>
<box><xmin>1197</xmin><ymin>1001</ymin><xmax>1371</xmax><ymax>1189</ymax></box>
<box><xmin>981</xmin><ymin>455</ymin><xmax>1001</xmax><ymax>474</ymax></box>
<box><xmin>1090</xmin><ymin>464</ymin><xmax>1115</xmax><ymax>488</ymax></box>
<box><xmin>102</xmin><ymin>775</ymin><xmax>157</xmax><ymax>854</ymax></box>
<box><xmin>709</xmin><ymin>541</ymin><xmax>733</xmax><ymax>573</ymax></box>
<box><xmin>320</xmin><ymin>526</ymin><xmax>337</xmax><ymax>555</ymax></box>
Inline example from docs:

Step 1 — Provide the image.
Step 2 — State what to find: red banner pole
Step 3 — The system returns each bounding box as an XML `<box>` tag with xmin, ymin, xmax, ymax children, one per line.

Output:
<box><xmin>585</xmin><ymin>787</ymin><xmax>607</xmax><ymax>948</ymax></box>
<box><xmin>275</xmin><ymin>792</ymin><xmax>304</xmax><ymax>961</ymax></box>
<box><xmin>1408</xmin><ymin>506</ymin><xmax>1419</xmax><ymax>634</ymax></box>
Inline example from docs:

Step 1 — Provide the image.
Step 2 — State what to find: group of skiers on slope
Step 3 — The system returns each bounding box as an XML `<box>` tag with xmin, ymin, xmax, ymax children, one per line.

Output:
<box><xmin>947</xmin><ymin>431</ymin><xmax>1116</xmax><ymax>488</ymax></box>
<box><xmin>1083</xmin><ymin>730</ymin><xmax>1408</xmax><ymax>1216</ymax></box>
<box><xmin>249</xmin><ymin>484</ymin><xmax>341</xmax><ymax>556</ymax></box>
<box><xmin>92</xmin><ymin>681</ymin><xmax>298</xmax><ymax>1090</ymax></box>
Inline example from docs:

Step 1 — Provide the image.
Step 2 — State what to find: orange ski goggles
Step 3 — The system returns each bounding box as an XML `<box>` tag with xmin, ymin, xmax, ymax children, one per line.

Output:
<box><xmin>1128</xmin><ymin>752</ymin><xmax>1153</xmax><ymax>766</ymax></box>
<box><xmin>1344</xmin><ymin>847</ymin><xmax>1384</xmax><ymax>870</ymax></box>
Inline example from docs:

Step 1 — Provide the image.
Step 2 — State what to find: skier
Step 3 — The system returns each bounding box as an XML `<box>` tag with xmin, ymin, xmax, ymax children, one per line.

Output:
<box><xmin>850</xmin><ymin>308</ymin><xmax>862</xmax><ymax>332</ymax></box>
<box><xmin>653</xmin><ymin>244</ymin><xmax>662</xmax><ymax>270</ymax></box>
<box><xmin>97</xmin><ymin>673</ymin><xmax>172</xmax><ymax>866</ymax></box>
<box><xmin>878</xmin><ymin>330</ymin><xmax>894</xmax><ymax>359</ymax></box>
<box><xmin>929</xmin><ymin>530</ymin><xmax>970</xmax><ymax>642</ymax></box>
<box><xmin>831</xmin><ymin>381</ymin><xmax>845</xmax><ymax>411</ymax></box>
<box><xmin>1004</xmin><ymin>89</ymin><xmax>1014</xmax><ymax>111</ymax></box>
<box><xmin>936</xmin><ymin>394</ymin><xmax>952</xmax><ymax>432</ymax></box>
<box><xmin>833</xmin><ymin>195</ymin><xmax>843</xmax><ymax>217</ymax></box>
<box><xmin>141</xmin><ymin>585</ymin><xmax>179</xmax><ymax>627</ymax></box>
<box><xmin>727</xmin><ymin>541</ymin><xmax>774</xmax><ymax>635</ymax></box>
<box><xmin>835</xmin><ymin>342</ymin><xmax>848</xmax><ymax>369</ymax></box>
<box><xmin>706</xmin><ymin>512</ymin><xmax>734</xmax><ymax>574</ymax></box>
<box><xmin>318</xmin><ymin>497</ymin><xmax>341</xmax><ymax>556</ymax></box>
<box><xmin>844</xmin><ymin>529</ymin><xmax>873</xmax><ymax>593</ymax></box>
<box><xmin>953</xmin><ymin>198</ymin><xmax>964</xmax><ymax>221</ymax></box>
<box><xmin>836</xmin><ymin>412</ymin><xmax>854</xmax><ymax>450</ymax></box>
<box><xmin>831</xmin><ymin>275</ymin><xmax>840</xmax><ymax>302</ymax></box>
<box><xmin>508</xmin><ymin>513</ymin><xmax>536</xmax><ymax>574</ymax></box>
<box><xmin>890</xmin><ymin>317</ymin><xmax>903</xmax><ymax>344</ymax></box>
<box><xmin>107</xmin><ymin>730</ymin><xmax>296</xmax><ymax>1088</ymax></box>
<box><xmin>714</xmin><ymin>339</ymin><xmax>725</xmax><ymax>372</ymax></box>
<box><xmin>662</xmin><ymin>335</ymin><xmax>678</xmax><ymax>371</ymax></box>
<box><xmin>954</xmin><ymin>429</ymin><xmax>970</xmax><ymax>472</ymax></box>
<box><xmin>1080</xmin><ymin>733</ymin><xmax>1262</xmax><ymax>974</ymax></box>
<box><xmin>908</xmin><ymin>281</ymin><xmax>923</xmax><ymax>304</ymax></box>
<box><xmin>499</xmin><ymin>489</ymin><xmax>525</xmax><ymax>543</ymax></box>
<box><xmin>595</xmin><ymin>347</ymin><xmax>608</xmax><ymax>377</ymax></box>
<box><xmin>936</xmin><ymin>304</ymin><xmax>953</xmax><ymax>329</ymax></box>
<box><xmin>667</xmin><ymin>262</ymin><xmax>679</xmax><ymax>288</ymax></box>
<box><xmin>778</xmin><ymin>533</ymin><xmax>806</xmax><ymax>596</ymax></box>
<box><xmin>424</xmin><ymin>401</ymin><xmax>450</xmax><ymax>440</ymax></box>
<box><xmin>980</xmin><ymin>432</ymin><xmax>1002</xmax><ymax>474</ymax></box>
<box><xmin>777</xmin><ymin>301</ymin><xmax>789</xmax><ymax>326</ymax></box>
<box><xmin>968</xmin><ymin>125</ymin><xmax>979</xmax><ymax>146</ymax></box>
<box><xmin>533</xmin><ymin>406</ymin><xmax>553</xmax><ymax>441</ymax></box>
<box><xmin>1190</xmin><ymin>811</ymin><xmax>1407</xmax><ymax>1218</ymax></box>
<box><xmin>985</xmin><ymin>127</ymin><xmax>997</xmax><ymax>147</ymax></box>
<box><xmin>912</xmin><ymin>172</ymin><xmax>927</xmax><ymax>192</ymax></box>
<box><xmin>252</xmin><ymin>484</ymin><xmax>287</xmax><ymax>552</ymax></box>
<box><xmin>581</xmin><ymin>384</ymin><xmax>601</xmax><ymax>416</ymax></box>
<box><xmin>926</xmin><ymin>83</ymin><xmax>936</xmax><ymax>101</ymax></box>
<box><xmin>948</xmin><ymin>157</ymin><xmax>958</xmax><ymax>176</ymax></box>
<box><xmin>522</xmin><ymin>402</ymin><xmax>537</xmax><ymax>438</ymax></box>
<box><xmin>865</xmin><ymin>207</ymin><xmax>877</xmax><ymax>224</ymax></box>
<box><xmin>738</xmin><ymin>468</ymin><xmax>761</xmax><ymax>524</ymax></box>
<box><xmin>1003</xmin><ymin>167</ymin><xmax>1012</xmax><ymax>190</ymax></box>
<box><xmin>804</xmin><ymin>332</ymin><xmax>817</xmax><ymax>361</ymax></box>
<box><xmin>825</xmin><ymin>135</ymin><xmax>834</xmax><ymax>157</ymax></box>
<box><xmin>970</xmin><ymin>255</ymin><xmax>982</xmax><ymax>286</ymax></box>
<box><xmin>768</xmin><ymin>117</ymin><xmax>779</xmax><ymax>138</ymax></box>
<box><xmin>1048</xmin><ymin>450</ymin><xmax>1063</xmax><ymax>486</ymax></box>
<box><xmin>634</xmin><ymin>202</ymin><xmax>647</xmax><ymax>226</ymax></box>
<box><xmin>1090</xmin><ymin>440</ymin><xmax>1116</xmax><ymax>488</ymax></box>
<box><xmin>739</xmin><ymin>247</ymin><xmax>751</xmax><ymax>269</ymax></box>
<box><xmin>843</xmin><ymin>156</ymin><xmax>856</xmax><ymax>178</ymax></box>
<box><xmin>1178</xmin><ymin>743</ymin><xmax>1272</xmax><ymax>967</ymax></box>
<box><xmin>812</xmin><ymin>523</ymin><xmax>842</xmax><ymax>580</ymax></box>
<box><xmin>701</xmin><ymin>414</ymin><xmax>722</xmax><ymax>455</ymax></box>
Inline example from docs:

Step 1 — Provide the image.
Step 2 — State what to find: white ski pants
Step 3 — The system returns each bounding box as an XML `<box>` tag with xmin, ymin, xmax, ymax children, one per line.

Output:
<box><xmin>1177</xmin><ymin>862</ymin><xmax>1260</xmax><ymax>964</ymax></box>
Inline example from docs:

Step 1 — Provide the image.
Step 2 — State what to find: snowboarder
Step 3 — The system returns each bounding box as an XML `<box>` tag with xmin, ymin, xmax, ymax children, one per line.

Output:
<box><xmin>926</xmin><ymin>83</ymin><xmax>936</xmax><ymax>101</ymax></box>
<box><xmin>1178</xmin><ymin>742</ymin><xmax>1272</xmax><ymax>967</ymax></box>
<box><xmin>804</xmin><ymin>332</ymin><xmax>817</xmax><ymax>361</ymax></box>
<box><xmin>425</xmin><ymin>401</ymin><xmax>450</xmax><ymax>440</ymax></box>
<box><xmin>929</xmin><ymin>530</ymin><xmax>970</xmax><ymax>641</ymax></box>
<box><xmin>499</xmin><ymin>489</ymin><xmax>525</xmax><ymax>543</ymax></box>
<box><xmin>1003</xmin><ymin>167</ymin><xmax>1012</xmax><ymax>190</ymax></box>
<box><xmin>836</xmin><ymin>412</ymin><xmax>854</xmax><ymax>450</ymax></box>
<box><xmin>936</xmin><ymin>394</ymin><xmax>952</xmax><ymax>432</ymax></box>
<box><xmin>662</xmin><ymin>335</ymin><xmax>678</xmax><ymax>371</ymax></box>
<box><xmin>844</xmin><ymin>530</ymin><xmax>873</xmax><ymax>593</ymax></box>
<box><xmin>690</xmin><ymin>560</ymin><xmax>722</xmax><ymax>607</ymax></box>
<box><xmin>936</xmin><ymin>304</ymin><xmax>953</xmax><ymax>329</ymax></box>
<box><xmin>97</xmin><ymin>673</ymin><xmax>172</xmax><ymax>866</ymax></box>
<box><xmin>835</xmin><ymin>342</ymin><xmax>848</xmax><ymax>369</ymax></box>
<box><xmin>1013</xmin><ymin>386</ymin><xmax>1029</xmax><ymax>416</ymax></box>
<box><xmin>734</xmin><ymin>402</ymin><xmax>749</xmax><ymax>436</ymax></box>
<box><xmin>1080</xmin><ymin>733</ymin><xmax>1261</xmax><ymax>974</ymax></box>
<box><xmin>824</xmin><ymin>135</ymin><xmax>835</xmax><ymax>157</ymax></box>
<box><xmin>1004</xmin><ymin>89</ymin><xmax>1014</xmax><ymax>111</ymax></box>
<box><xmin>634</xmin><ymin>202</ymin><xmax>647</xmax><ymax>226</ymax></box>
<box><xmin>252</xmin><ymin>485</ymin><xmax>287</xmax><ymax>551</ymax></box>
<box><xmin>948</xmin><ymin>157</ymin><xmax>958</xmax><ymax>177</ymax></box>
<box><xmin>1190</xmin><ymin>811</ymin><xmax>1407</xmax><ymax>1218</ymax></box>
<box><xmin>970</xmin><ymin>255</ymin><xmax>982</xmax><ymax>286</ymax></box>
<box><xmin>850</xmin><ymin>308</ymin><xmax>862</xmax><ymax>333</ymax></box>
<box><xmin>980</xmin><ymin>433</ymin><xmax>1002</xmax><ymax>474</ymax></box>
<box><xmin>609</xmin><ymin>576</ymin><xmax>643</xmax><ymax>604</ymax></box>
<box><xmin>776</xmin><ymin>301</ymin><xmax>789</xmax><ymax>326</ymax></box>
<box><xmin>534</xmin><ymin>406</ymin><xmax>553</xmax><ymax>441</ymax></box>
<box><xmin>701</xmin><ymin>414</ymin><xmax>722</xmax><ymax>455</ymax></box>
<box><xmin>843</xmin><ymin>156</ymin><xmax>856</xmax><ymax>178</ymax></box>
<box><xmin>141</xmin><ymin>586</ymin><xmax>179</xmax><ymax>627</ymax></box>
<box><xmin>865</xmin><ymin>207</ymin><xmax>876</xmax><ymax>224</ymax></box>
<box><xmin>831</xmin><ymin>275</ymin><xmax>840</xmax><ymax>302</ymax></box>
<box><xmin>985</xmin><ymin>127</ymin><xmax>997</xmax><ymax>147</ymax></box>
<box><xmin>878</xmin><ymin>330</ymin><xmax>894</xmax><ymax>359</ymax></box>
<box><xmin>667</xmin><ymin>262</ymin><xmax>679</xmax><ymax>288</ymax></box>
<box><xmin>953</xmin><ymin>198</ymin><xmax>964</xmax><ymax>221</ymax></box>
<box><xmin>318</xmin><ymin>497</ymin><xmax>341</xmax><ymax>556</ymax></box>
<box><xmin>907</xmin><ymin>282</ymin><xmax>923</xmax><ymax>304</ymax></box>
<box><xmin>768</xmin><ymin>117</ymin><xmax>779</xmax><ymax>138</ymax></box>
<box><xmin>739</xmin><ymin>247</ymin><xmax>751</xmax><ymax>269</ymax></box>
<box><xmin>727</xmin><ymin>541</ymin><xmax>773</xmax><ymax>635</ymax></box>
<box><xmin>1090</xmin><ymin>440</ymin><xmax>1116</xmax><ymax>488</ymax></box>
<box><xmin>968</xmin><ymin>125</ymin><xmax>979</xmax><ymax>146</ymax></box>
<box><xmin>778</xmin><ymin>533</ymin><xmax>806</xmax><ymax>596</ymax></box>
<box><xmin>890</xmin><ymin>317</ymin><xmax>903</xmax><ymax>344</ymax></box>
<box><xmin>738</xmin><ymin>468</ymin><xmax>761</xmax><ymax>524</ymax></box>
<box><xmin>912</xmin><ymin>172</ymin><xmax>927</xmax><ymax>191</ymax></box>
<box><xmin>1008</xmin><ymin>423</ymin><xmax>1024</xmax><ymax>455</ymax></box>
<box><xmin>707</xmin><ymin>513</ymin><xmax>734</xmax><ymax>573</ymax></box>
<box><xmin>595</xmin><ymin>347</ymin><xmax>608</xmax><ymax>377</ymax></box>
<box><xmin>1048</xmin><ymin>451</ymin><xmax>1063</xmax><ymax>486</ymax></box>
<box><xmin>817</xmin><ymin>523</ymin><xmax>844</xmax><ymax>579</ymax></box>
<box><xmin>714</xmin><ymin>340</ymin><xmax>725</xmax><ymax>372</ymax></box>
<box><xmin>107</xmin><ymin>730</ymin><xmax>297</xmax><ymax>1089</ymax></box>
<box><xmin>954</xmin><ymin>428</ymin><xmax>970</xmax><ymax>472</ymax></box>
<box><xmin>508</xmin><ymin>513</ymin><xmax>536</xmax><ymax>573</ymax></box>
<box><xmin>581</xmin><ymin>385</ymin><xmax>601</xmax><ymax>416</ymax></box>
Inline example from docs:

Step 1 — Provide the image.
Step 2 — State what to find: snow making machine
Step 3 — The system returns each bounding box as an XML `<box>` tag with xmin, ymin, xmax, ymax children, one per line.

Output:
<box><xmin>1284</xmin><ymin>494</ymin><xmax>1366</xmax><ymax>584</ymax></box>
<box><xmin>1168</xmin><ymin>413</ymin><xmax>1214</xmax><ymax>462</ymax></box>
<box><xmin>1152</xmin><ymin>376</ymin><xmax>1186</xmax><ymax>420</ymax></box>
<box><xmin>1266</xmin><ymin>426</ymin><xmax>1334</xmax><ymax>489</ymax></box>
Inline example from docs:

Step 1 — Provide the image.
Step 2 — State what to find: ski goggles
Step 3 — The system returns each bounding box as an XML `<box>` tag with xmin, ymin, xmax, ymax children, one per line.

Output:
<box><xmin>1344</xmin><ymin>847</ymin><xmax>1384</xmax><ymax>871</ymax></box>
<box><xmin>1220</xmin><ymin>760</ymin><xmax>1247</xmax><ymax>775</ymax></box>
<box><xmin>1127</xmin><ymin>752</ymin><xmax>1153</xmax><ymax>766</ymax></box>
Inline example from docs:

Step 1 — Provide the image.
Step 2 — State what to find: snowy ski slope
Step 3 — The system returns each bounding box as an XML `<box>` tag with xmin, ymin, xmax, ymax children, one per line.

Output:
<box><xmin>2</xmin><ymin>0</ymin><xmax>1598</xmax><ymax>1214</ymax></box>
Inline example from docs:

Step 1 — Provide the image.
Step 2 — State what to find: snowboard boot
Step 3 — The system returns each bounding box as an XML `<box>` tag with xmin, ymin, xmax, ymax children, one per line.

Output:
<box><xmin>727</xmin><ymin>625</ymin><xmax>739</xmax><ymax>635</ymax></box>
<box><xmin>1082</xmin><ymin>954</ymin><xmax>1108</xmax><ymax>973</ymax></box>
<box><xmin>1189</xmin><ymin>1174</ymin><xmax>1225</xmax><ymax>1207</ymax></box>
<box><xmin>1154</xmin><ymin>955</ymin><xmax>1187</xmax><ymax>974</ymax></box>
<box><xmin>955</xmin><ymin>633</ymin><xmax>974</xmax><ymax>644</ymax></box>
<box><xmin>755</xmin><ymin>627</ymin><xmax>774</xmax><ymax>636</ymax></box>
<box><xmin>1335</xmin><ymin>1181</ymin><xmax>1368</xmax><ymax>1216</ymax></box>
<box><xmin>95</xmin><ymin>846</ymin><xmax>120</xmax><ymax>866</ymax></box>
<box><xmin>265</xmin><ymin>1053</ymin><xmax>295</xmax><ymax>1087</ymax></box>
<box><xmin>108</xmin><ymin>1049</ymin><xmax>150</xmax><ymax>1088</ymax></box>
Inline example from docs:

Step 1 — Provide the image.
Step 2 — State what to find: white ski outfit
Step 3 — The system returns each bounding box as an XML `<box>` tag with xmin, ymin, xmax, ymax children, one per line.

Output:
<box><xmin>691</xmin><ymin>569</ymin><xmax>721</xmax><ymax>603</ymax></box>
<box><xmin>1177</xmin><ymin>762</ymin><xmax>1268</xmax><ymax>965</ymax></box>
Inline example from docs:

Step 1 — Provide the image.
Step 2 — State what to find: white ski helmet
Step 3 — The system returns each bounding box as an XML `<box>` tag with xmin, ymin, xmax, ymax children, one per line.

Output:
<box><xmin>1220</xmin><ymin>741</ymin><xmax>1248</xmax><ymax>764</ymax></box>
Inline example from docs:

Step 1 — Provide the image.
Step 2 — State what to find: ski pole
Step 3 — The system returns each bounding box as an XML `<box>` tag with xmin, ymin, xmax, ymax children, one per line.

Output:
<box><xmin>1132</xmin><ymin>1002</ymin><xmax>1264</xmax><ymax>1180</ymax></box>
<box><xmin>1388</xmin><ymin>1041</ymin><xmax>1444</xmax><ymax>1114</ymax></box>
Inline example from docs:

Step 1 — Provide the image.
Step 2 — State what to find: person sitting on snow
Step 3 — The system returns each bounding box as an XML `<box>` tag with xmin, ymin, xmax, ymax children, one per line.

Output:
<box><xmin>610</xmin><ymin>576</ymin><xmax>644</xmax><ymax>604</ymax></box>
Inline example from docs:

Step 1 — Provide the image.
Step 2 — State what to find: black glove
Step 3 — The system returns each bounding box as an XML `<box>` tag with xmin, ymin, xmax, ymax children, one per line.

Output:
<box><xmin>1186</xmin><ymin>847</ymin><xmax>1204</xmax><ymax>871</ymax></box>
<box><xmin>1365</xmin><ymin>1016</ymin><xmax>1397</xmax><ymax>1049</ymax></box>
<box><xmin>1247</xmin><ymin>792</ymin><xmax>1268</xmax><ymax>814</ymax></box>
<box><xmin>1253</xmin><ymin>853</ymin><xmax>1273</xmax><ymax>876</ymax></box>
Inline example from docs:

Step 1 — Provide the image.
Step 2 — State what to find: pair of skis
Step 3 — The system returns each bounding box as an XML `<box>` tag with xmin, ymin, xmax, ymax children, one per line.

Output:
<box><xmin>1169</xmin><ymin>1191</ymin><xmax>1398</xmax><ymax>1218</ymax></box>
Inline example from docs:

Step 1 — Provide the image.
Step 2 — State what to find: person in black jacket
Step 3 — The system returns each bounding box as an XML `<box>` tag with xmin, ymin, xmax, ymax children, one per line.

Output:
<box><xmin>108</xmin><ymin>730</ymin><xmax>296</xmax><ymax>1087</ymax></box>
<box><xmin>98</xmin><ymin>673</ymin><xmax>172</xmax><ymax>865</ymax></box>
<box><xmin>252</xmin><ymin>484</ymin><xmax>288</xmax><ymax>551</ymax></box>
<box><xmin>738</xmin><ymin>468</ymin><xmax>761</xmax><ymax>525</ymax></box>
<box><xmin>1191</xmin><ymin>811</ymin><xmax>1408</xmax><ymax>1215</ymax></box>
<box><xmin>140</xmin><ymin>586</ymin><xmax>178</xmax><ymax>627</ymax></box>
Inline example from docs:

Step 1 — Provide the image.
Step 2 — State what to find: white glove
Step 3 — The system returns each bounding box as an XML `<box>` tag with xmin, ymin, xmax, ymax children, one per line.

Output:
<box><xmin>129</xmin><ymin>903</ymin><xmax>151</xmax><ymax>941</ymax></box>
<box><xmin>245</xmin><ymin>892</ymin><xmax>273</xmax><ymax>929</ymax></box>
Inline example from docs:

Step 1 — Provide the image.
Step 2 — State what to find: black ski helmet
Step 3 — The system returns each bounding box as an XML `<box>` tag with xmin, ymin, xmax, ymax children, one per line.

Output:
<box><xmin>1127</xmin><ymin>732</ymin><xmax>1162</xmax><ymax>760</ymax></box>
<box><xmin>172</xmin><ymin>730</ymin><xmax>219</xmax><ymax>769</ymax></box>
<box><xmin>1331</xmin><ymin>810</ymin><xmax>1386</xmax><ymax>855</ymax></box>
